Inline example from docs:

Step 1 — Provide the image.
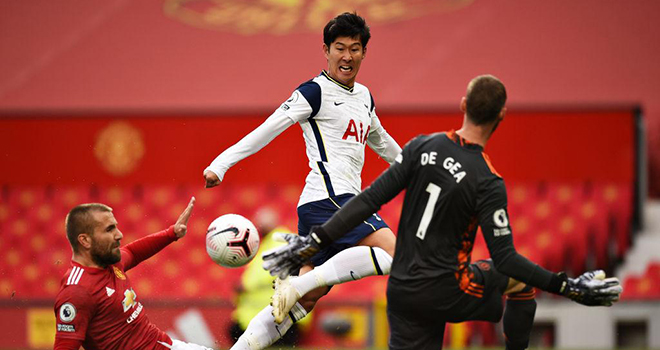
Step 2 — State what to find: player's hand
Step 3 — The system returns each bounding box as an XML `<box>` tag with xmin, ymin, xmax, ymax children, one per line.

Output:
<box><xmin>562</xmin><ymin>270</ymin><xmax>622</xmax><ymax>306</ymax></box>
<box><xmin>174</xmin><ymin>197</ymin><xmax>195</xmax><ymax>239</ymax></box>
<box><xmin>262</xmin><ymin>232</ymin><xmax>320</xmax><ymax>279</ymax></box>
<box><xmin>204</xmin><ymin>170</ymin><xmax>221</xmax><ymax>188</ymax></box>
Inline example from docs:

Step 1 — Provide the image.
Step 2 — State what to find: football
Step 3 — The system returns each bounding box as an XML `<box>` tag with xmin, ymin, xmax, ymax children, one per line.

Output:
<box><xmin>206</xmin><ymin>214</ymin><xmax>260</xmax><ymax>268</ymax></box>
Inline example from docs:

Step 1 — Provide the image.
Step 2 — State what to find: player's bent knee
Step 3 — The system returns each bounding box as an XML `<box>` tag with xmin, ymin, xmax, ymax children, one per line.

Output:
<box><xmin>358</xmin><ymin>227</ymin><xmax>396</xmax><ymax>257</ymax></box>
<box><xmin>299</xmin><ymin>286</ymin><xmax>329</xmax><ymax>312</ymax></box>
<box><xmin>504</xmin><ymin>278</ymin><xmax>529</xmax><ymax>295</ymax></box>
<box><xmin>371</xmin><ymin>246</ymin><xmax>393</xmax><ymax>275</ymax></box>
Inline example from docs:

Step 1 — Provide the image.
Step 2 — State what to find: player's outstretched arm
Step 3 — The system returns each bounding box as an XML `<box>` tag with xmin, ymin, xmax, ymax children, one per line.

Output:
<box><xmin>122</xmin><ymin>196</ymin><xmax>195</xmax><ymax>270</ymax></box>
<box><xmin>204</xmin><ymin>170</ymin><xmax>221</xmax><ymax>188</ymax></box>
<box><xmin>203</xmin><ymin>107</ymin><xmax>297</xmax><ymax>189</ymax></box>
<box><xmin>54</xmin><ymin>337</ymin><xmax>84</xmax><ymax>350</ymax></box>
<box><xmin>366</xmin><ymin>111</ymin><xmax>401</xmax><ymax>164</ymax></box>
<box><xmin>262</xmin><ymin>187</ymin><xmax>392</xmax><ymax>278</ymax></box>
<box><xmin>478</xmin><ymin>181</ymin><xmax>622</xmax><ymax>306</ymax></box>
<box><xmin>263</xmin><ymin>153</ymin><xmax>411</xmax><ymax>278</ymax></box>
<box><xmin>560</xmin><ymin>270</ymin><xmax>622</xmax><ymax>306</ymax></box>
<box><xmin>174</xmin><ymin>196</ymin><xmax>195</xmax><ymax>238</ymax></box>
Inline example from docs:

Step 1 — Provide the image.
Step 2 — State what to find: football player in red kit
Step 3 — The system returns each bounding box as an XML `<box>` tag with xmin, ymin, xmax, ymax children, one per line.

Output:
<box><xmin>54</xmin><ymin>197</ymin><xmax>210</xmax><ymax>350</ymax></box>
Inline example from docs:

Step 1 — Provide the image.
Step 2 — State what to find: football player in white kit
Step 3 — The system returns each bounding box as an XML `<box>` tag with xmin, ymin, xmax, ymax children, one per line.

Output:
<box><xmin>204</xmin><ymin>12</ymin><xmax>401</xmax><ymax>350</ymax></box>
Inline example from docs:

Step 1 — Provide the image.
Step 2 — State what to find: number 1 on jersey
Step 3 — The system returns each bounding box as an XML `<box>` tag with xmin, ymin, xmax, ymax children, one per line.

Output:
<box><xmin>416</xmin><ymin>183</ymin><xmax>441</xmax><ymax>240</ymax></box>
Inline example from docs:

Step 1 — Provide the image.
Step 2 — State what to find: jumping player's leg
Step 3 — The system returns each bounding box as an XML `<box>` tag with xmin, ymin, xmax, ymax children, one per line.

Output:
<box><xmin>502</xmin><ymin>279</ymin><xmax>537</xmax><ymax>350</ymax></box>
<box><xmin>272</xmin><ymin>228</ymin><xmax>394</xmax><ymax>322</ymax></box>
<box><xmin>232</xmin><ymin>228</ymin><xmax>394</xmax><ymax>349</ymax></box>
<box><xmin>290</xmin><ymin>228</ymin><xmax>394</xmax><ymax>300</ymax></box>
<box><xmin>230</xmin><ymin>303</ymin><xmax>307</xmax><ymax>350</ymax></box>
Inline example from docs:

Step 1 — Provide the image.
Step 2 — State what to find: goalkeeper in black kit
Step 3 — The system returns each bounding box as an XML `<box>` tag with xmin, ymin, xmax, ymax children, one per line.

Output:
<box><xmin>264</xmin><ymin>74</ymin><xmax>623</xmax><ymax>350</ymax></box>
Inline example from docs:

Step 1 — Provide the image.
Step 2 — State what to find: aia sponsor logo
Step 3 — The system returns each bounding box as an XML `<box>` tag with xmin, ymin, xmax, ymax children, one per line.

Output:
<box><xmin>342</xmin><ymin>119</ymin><xmax>369</xmax><ymax>144</ymax></box>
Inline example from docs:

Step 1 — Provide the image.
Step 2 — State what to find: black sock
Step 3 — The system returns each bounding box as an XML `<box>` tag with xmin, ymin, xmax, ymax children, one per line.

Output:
<box><xmin>503</xmin><ymin>286</ymin><xmax>537</xmax><ymax>350</ymax></box>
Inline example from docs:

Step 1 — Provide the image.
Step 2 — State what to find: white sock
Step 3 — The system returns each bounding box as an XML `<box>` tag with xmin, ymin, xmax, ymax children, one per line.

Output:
<box><xmin>230</xmin><ymin>303</ymin><xmax>307</xmax><ymax>350</ymax></box>
<box><xmin>291</xmin><ymin>246</ymin><xmax>392</xmax><ymax>297</ymax></box>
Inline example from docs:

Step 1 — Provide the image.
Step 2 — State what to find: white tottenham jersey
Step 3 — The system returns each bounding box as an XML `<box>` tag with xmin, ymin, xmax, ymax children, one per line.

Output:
<box><xmin>206</xmin><ymin>71</ymin><xmax>401</xmax><ymax>207</ymax></box>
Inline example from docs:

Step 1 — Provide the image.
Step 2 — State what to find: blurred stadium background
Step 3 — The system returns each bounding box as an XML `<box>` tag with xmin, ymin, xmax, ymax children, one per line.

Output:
<box><xmin>1</xmin><ymin>1</ymin><xmax>659</xmax><ymax>349</ymax></box>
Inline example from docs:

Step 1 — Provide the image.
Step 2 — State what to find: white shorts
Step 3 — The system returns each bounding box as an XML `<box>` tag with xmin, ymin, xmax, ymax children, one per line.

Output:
<box><xmin>160</xmin><ymin>339</ymin><xmax>214</xmax><ymax>350</ymax></box>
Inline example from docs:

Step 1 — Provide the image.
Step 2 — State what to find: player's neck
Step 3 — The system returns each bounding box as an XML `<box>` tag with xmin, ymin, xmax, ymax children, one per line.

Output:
<box><xmin>456</xmin><ymin>116</ymin><xmax>499</xmax><ymax>147</ymax></box>
<box><xmin>324</xmin><ymin>70</ymin><xmax>356</xmax><ymax>88</ymax></box>
<box><xmin>72</xmin><ymin>252</ymin><xmax>104</xmax><ymax>269</ymax></box>
<box><xmin>455</xmin><ymin>127</ymin><xmax>488</xmax><ymax>148</ymax></box>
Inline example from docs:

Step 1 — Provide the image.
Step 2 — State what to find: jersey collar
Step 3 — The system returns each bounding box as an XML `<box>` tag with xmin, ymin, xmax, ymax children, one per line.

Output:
<box><xmin>70</xmin><ymin>260</ymin><xmax>113</xmax><ymax>274</ymax></box>
<box><xmin>445</xmin><ymin>130</ymin><xmax>483</xmax><ymax>151</ymax></box>
<box><xmin>320</xmin><ymin>71</ymin><xmax>354</xmax><ymax>93</ymax></box>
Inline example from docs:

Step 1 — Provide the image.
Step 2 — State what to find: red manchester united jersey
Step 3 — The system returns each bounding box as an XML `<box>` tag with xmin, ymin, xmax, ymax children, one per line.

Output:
<box><xmin>54</xmin><ymin>228</ymin><xmax>176</xmax><ymax>350</ymax></box>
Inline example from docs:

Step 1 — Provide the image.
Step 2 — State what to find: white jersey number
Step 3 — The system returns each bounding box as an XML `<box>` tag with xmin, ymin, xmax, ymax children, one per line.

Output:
<box><xmin>416</xmin><ymin>182</ymin><xmax>441</xmax><ymax>240</ymax></box>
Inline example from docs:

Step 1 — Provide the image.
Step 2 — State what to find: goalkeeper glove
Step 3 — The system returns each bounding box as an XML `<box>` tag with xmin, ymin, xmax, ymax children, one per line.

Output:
<box><xmin>262</xmin><ymin>226</ymin><xmax>329</xmax><ymax>279</ymax></box>
<box><xmin>558</xmin><ymin>270</ymin><xmax>623</xmax><ymax>306</ymax></box>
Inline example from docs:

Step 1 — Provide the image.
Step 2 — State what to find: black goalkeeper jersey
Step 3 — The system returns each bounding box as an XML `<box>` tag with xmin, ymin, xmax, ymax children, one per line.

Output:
<box><xmin>386</xmin><ymin>131</ymin><xmax>508</xmax><ymax>284</ymax></box>
<box><xmin>320</xmin><ymin>130</ymin><xmax>559</xmax><ymax>297</ymax></box>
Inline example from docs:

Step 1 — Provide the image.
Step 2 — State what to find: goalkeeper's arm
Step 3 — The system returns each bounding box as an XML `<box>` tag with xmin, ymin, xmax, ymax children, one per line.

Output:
<box><xmin>477</xmin><ymin>180</ymin><xmax>621</xmax><ymax>305</ymax></box>
<box><xmin>310</xmin><ymin>155</ymin><xmax>408</xmax><ymax>248</ymax></box>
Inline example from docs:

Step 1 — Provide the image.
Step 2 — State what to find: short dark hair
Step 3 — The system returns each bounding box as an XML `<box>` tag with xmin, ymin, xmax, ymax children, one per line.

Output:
<box><xmin>465</xmin><ymin>75</ymin><xmax>507</xmax><ymax>125</ymax></box>
<box><xmin>323</xmin><ymin>12</ymin><xmax>371</xmax><ymax>48</ymax></box>
<box><xmin>65</xmin><ymin>203</ymin><xmax>112</xmax><ymax>252</ymax></box>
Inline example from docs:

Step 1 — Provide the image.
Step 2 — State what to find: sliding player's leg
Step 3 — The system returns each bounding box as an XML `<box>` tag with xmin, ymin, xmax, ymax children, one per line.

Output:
<box><xmin>272</xmin><ymin>227</ymin><xmax>394</xmax><ymax>322</ymax></box>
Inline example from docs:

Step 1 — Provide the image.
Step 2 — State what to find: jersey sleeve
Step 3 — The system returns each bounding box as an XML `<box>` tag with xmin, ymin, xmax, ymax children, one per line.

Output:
<box><xmin>54</xmin><ymin>285</ymin><xmax>95</xmax><ymax>342</ymax></box>
<box><xmin>205</xmin><ymin>81</ymin><xmax>319</xmax><ymax>180</ymax></box>
<box><xmin>205</xmin><ymin>108</ymin><xmax>296</xmax><ymax>181</ymax></box>
<box><xmin>282</xmin><ymin>80</ymin><xmax>320</xmax><ymax>122</ymax></box>
<box><xmin>54</xmin><ymin>337</ymin><xmax>84</xmax><ymax>350</ymax></box>
<box><xmin>121</xmin><ymin>226</ymin><xmax>177</xmax><ymax>271</ymax></box>
<box><xmin>366</xmin><ymin>100</ymin><xmax>401</xmax><ymax>164</ymax></box>
<box><xmin>477</xmin><ymin>178</ymin><xmax>559</xmax><ymax>291</ymax></box>
<box><xmin>321</xmin><ymin>136</ymin><xmax>418</xmax><ymax>242</ymax></box>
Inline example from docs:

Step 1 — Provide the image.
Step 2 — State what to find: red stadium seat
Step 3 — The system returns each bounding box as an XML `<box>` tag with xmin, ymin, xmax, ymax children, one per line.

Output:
<box><xmin>1</xmin><ymin>182</ymin><xmax>635</xmax><ymax>302</ymax></box>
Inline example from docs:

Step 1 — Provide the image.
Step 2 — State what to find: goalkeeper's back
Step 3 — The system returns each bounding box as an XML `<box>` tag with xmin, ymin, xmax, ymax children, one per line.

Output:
<box><xmin>388</xmin><ymin>130</ymin><xmax>509</xmax><ymax>291</ymax></box>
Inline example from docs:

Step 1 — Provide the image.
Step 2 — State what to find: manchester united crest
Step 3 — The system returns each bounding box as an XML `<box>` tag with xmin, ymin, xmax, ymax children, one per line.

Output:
<box><xmin>94</xmin><ymin>122</ymin><xmax>145</xmax><ymax>177</ymax></box>
<box><xmin>113</xmin><ymin>266</ymin><xmax>127</xmax><ymax>280</ymax></box>
<box><xmin>163</xmin><ymin>0</ymin><xmax>474</xmax><ymax>35</ymax></box>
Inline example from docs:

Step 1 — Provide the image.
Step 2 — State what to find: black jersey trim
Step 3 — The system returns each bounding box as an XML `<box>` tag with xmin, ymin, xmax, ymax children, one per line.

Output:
<box><xmin>308</xmin><ymin>118</ymin><xmax>327</xmax><ymax>161</ymax></box>
<box><xmin>370</xmin><ymin>247</ymin><xmax>384</xmax><ymax>275</ymax></box>
<box><xmin>297</xmin><ymin>80</ymin><xmax>321</xmax><ymax>118</ymax></box>
<box><xmin>369</xmin><ymin>92</ymin><xmax>375</xmax><ymax>112</ymax></box>
<box><xmin>321</xmin><ymin>71</ymin><xmax>354</xmax><ymax>92</ymax></box>
<box><xmin>317</xmin><ymin>161</ymin><xmax>335</xmax><ymax>197</ymax></box>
